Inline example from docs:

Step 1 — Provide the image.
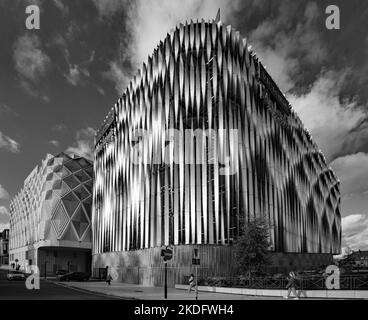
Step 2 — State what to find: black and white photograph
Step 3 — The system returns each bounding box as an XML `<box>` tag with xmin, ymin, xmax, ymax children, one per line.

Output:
<box><xmin>0</xmin><ymin>0</ymin><xmax>368</xmax><ymax>311</ymax></box>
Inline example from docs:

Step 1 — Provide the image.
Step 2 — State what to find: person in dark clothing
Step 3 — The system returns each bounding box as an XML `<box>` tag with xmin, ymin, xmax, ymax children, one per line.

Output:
<box><xmin>105</xmin><ymin>266</ymin><xmax>112</xmax><ymax>285</ymax></box>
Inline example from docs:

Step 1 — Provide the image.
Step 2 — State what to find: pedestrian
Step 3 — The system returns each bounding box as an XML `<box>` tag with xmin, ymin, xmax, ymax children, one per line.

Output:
<box><xmin>105</xmin><ymin>266</ymin><xmax>112</xmax><ymax>286</ymax></box>
<box><xmin>284</xmin><ymin>271</ymin><xmax>299</xmax><ymax>300</ymax></box>
<box><xmin>188</xmin><ymin>273</ymin><xmax>195</xmax><ymax>293</ymax></box>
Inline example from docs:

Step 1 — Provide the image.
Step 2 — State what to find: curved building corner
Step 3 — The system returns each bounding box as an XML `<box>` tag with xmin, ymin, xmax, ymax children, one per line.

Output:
<box><xmin>92</xmin><ymin>17</ymin><xmax>341</xmax><ymax>286</ymax></box>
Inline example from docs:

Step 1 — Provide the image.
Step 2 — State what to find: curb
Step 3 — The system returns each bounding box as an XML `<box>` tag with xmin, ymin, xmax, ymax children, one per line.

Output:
<box><xmin>47</xmin><ymin>279</ymin><xmax>135</xmax><ymax>300</ymax></box>
<box><xmin>175</xmin><ymin>285</ymin><xmax>367</xmax><ymax>300</ymax></box>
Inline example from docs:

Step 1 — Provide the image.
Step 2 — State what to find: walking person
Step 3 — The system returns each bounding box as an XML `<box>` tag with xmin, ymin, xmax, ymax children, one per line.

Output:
<box><xmin>188</xmin><ymin>273</ymin><xmax>195</xmax><ymax>293</ymax></box>
<box><xmin>105</xmin><ymin>266</ymin><xmax>112</xmax><ymax>286</ymax></box>
<box><xmin>285</xmin><ymin>271</ymin><xmax>299</xmax><ymax>300</ymax></box>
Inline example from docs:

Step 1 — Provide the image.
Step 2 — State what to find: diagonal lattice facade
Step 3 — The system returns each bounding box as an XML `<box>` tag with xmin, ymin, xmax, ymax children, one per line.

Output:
<box><xmin>93</xmin><ymin>18</ymin><xmax>341</xmax><ymax>259</ymax></box>
<box><xmin>9</xmin><ymin>153</ymin><xmax>93</xmax><ymax>268</ymax></box>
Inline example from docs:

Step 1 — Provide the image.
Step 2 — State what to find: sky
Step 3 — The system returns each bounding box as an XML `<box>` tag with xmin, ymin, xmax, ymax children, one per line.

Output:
<box><xmin>0</xmin><ymin>0</ymin><xmax>367</xmax><ymax>252</ymax></box>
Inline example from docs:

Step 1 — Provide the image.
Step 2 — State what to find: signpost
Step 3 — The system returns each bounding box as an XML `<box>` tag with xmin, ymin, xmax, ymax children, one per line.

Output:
<box><xmin>192</xmin><ymin>249</ymin><xmax>200</xmax><ymax>300</ymax></box>
<box><xmin>161</xmin><ymin>246</ymin><xmax>173</xmax><ymax>299</ymax></box>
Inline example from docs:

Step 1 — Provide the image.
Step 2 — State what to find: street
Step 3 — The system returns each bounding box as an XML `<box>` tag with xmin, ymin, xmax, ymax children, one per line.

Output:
<box><xmin>0</xmin><ymin>269</ymin><xmax>119</xmax><ymax>300</ymax></box>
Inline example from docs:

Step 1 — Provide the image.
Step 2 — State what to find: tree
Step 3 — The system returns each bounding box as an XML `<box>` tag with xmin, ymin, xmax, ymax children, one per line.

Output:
<box><xmin>233</xmin><ymin>217</ymin><xmax>271</xmax><ymax>277</ymax></box>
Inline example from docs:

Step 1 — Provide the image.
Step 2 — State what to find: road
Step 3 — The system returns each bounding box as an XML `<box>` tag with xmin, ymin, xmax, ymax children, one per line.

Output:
<box><xmin>0</xmin><ymin>269</ymin><xmax>120</xmax><ymax>300</ymax></box>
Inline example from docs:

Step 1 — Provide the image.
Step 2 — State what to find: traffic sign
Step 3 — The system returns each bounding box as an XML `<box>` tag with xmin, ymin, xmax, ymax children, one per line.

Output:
<box><xmin>161</xmin><ymin>246</ymin><xmax>173</xmax><ymax>261</ymax></box>
<box><xmin>192</xmin><ymin>258</ymin><xmax>200</xmax><ymax>265</ymax></box>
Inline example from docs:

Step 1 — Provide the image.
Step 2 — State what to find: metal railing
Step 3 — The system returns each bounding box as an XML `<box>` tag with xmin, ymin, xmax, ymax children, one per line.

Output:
<box><xmin>198</xmin><ymin>275</ymin><xmax>368</xmax><ymax>290</ymax></box>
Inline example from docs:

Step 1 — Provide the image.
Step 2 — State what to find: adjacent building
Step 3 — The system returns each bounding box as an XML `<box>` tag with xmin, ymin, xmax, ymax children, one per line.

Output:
<box><xmin>350</xmin><ymin>251</ymin><xmax>368</xmax><ymax>268</ymax></box>
<box><xmin>9</xmin><ymin>153</ymin><xmax>93</xmax><ymax>276</ymax></box>
<box><xmin>0</xmin><ymin>229</ymin><xmax>9</xmax><ymax>265</ymax></box>
<box><xmin>92</xmin><ymin>15</ymin><xmax>341</xmax><ymax>285</ymax></box>
<box><xmin>341</xmin><ymin>250</ymin><xmax>368</xmax><ymax>270</ymax></box>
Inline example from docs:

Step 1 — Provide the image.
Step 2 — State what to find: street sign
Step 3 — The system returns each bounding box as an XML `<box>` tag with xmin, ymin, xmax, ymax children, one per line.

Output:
<box><xmin>192</xmin><ymin>258</ymin><xmax>200</xmax><ymax>265</ymax></box>
<box><xmin>162</xmin><ymin>246</ymin><xmax>173</xmax><ymax>262</ymax></box>
<box><xmin>161</xmin><ymin>246</ymin><xmax>173</xmax><ymax>300</ymax></box>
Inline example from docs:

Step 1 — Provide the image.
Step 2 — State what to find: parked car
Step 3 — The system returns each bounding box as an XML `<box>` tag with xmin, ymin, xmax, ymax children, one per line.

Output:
<box><xmin>55</xmin><ymin>269</ymin><xmax>68</xmax><ymax>276</ymax></box>
<box><xmin>57</xmin><ymin>272</ymin><xmax>89</xmax><ymax>282</ymax></box>
<box><xmin>7</xmin><ymin>271</ymin><xmax>26</xmax><ymax>281</ymax></box>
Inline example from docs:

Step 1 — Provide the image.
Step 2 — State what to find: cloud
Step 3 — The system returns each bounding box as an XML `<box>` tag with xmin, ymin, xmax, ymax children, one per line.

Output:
<box><xmin>0</xmin><ymin>103</ymin><xmax>18</xmax><ymax>117</ymax></box>
<box><xmin>0</xmin><ymin>223</ymin><xmax>9</xmax><ymax>232</ymax></box>
<box><xmin>66</xmin><ymin>127</ymin><xmax>96</xmax><ymax>161</ymax></box>
<box><xmin>333</xmin><ymin>153</ymin><xmax>368</xmax><ymax>251</ymax></box>
<box><xmin>13</xmin><ymin>34</ymin><xmax>50</xmax><ymax>98</ymax></box>
<box><xmin>103</xmin><ymin>61</ymin><xmax>130</xmax><ymax>95</ymax></box>
<box><xmin>95</xmin><ymin>0</ymin><xmax>242</xmax><ymax>93</ymax></box>
<box><xmin>52</xmin><ymin>0</ymin><xmax>69</xmax><ymax>15</ymax></box>
<box><xmin>330</xmin><ymin>152</ymin><xmax>368</xmax><ymax>197</ymax></box>
<box><xmin>65</xmin><ymin>64</ymin><xmax>90</xmax><ymax>87</ymax></box>
<box><xmin>0</xmin><ymin>131</ymin><xmax>20</xmax><ymax>153</ymax></box>
<box><xmin>0</xmin><ymin>206</ymin><xmax>10</xmax><ymax>229</ymax></box>
<box><xmin>250</xmin><ymin>1</ymin><xmax>326</xmax><ymax>92</ymax></box>
<box><xmin>342</xmin><ymin>214</ymin><xmax>368</xmax><ymax>250</ymax></box>
<box><xmin>288</xmin><ymin>70</ymin><xmax>367</xmax><ymax>162</ymax></box>
<box><xmin>92</xmin><ymin>0</ymin><xmax>126</xmax><ymax>18</ymax></box>
<box><xmin>52</xmin><ymin>123</ymin><xmax>68</xmax><ymax>132</ymax></box>
<box><xmin>0</xmin><ymin>206</ymin><xmax>9</xmax><ymax>217</ymax></box>
<box><xmin>13</xmin><ymin>34</ymin><xmax>50</xmax><ymax>82</ymax></box>
<box><xmin>48</xmin><ymin>140</ymin><xmax>60</xmax><ymax>148</ymax></box>
<box><xmin>0</xmin><ymin>185</ymin><xmax>10</xmax><ymax>200</ymax></box>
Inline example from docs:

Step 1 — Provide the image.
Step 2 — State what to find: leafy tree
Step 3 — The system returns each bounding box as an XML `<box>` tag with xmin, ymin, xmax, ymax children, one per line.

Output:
<box><xmin>233</xmin><ymin>217</ymin><xmax>272</xmax><ymax>277</ymax></box>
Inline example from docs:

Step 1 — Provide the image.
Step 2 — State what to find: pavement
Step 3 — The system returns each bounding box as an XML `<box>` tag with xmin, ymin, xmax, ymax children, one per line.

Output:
<box><xmin>0</xmin><ymin>268</ymin><xmax>120</xmax><ymax>300</ymax></box>
<box><xmin>53</xmin><ymin>280</ymin><xmax>283</xmax><ymax>300</ymax></box>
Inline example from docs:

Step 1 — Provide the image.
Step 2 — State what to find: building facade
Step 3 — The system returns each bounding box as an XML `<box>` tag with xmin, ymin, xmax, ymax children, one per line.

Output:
<box><xmin>92</xmin><ymin>17</ymin><xmax>341</xmax><ymax>285</ymax></box>
<box><xmin>0</xmin><ymin>229</ymin><xmax>9</xmax><ymax>265</ymax></box>
<box><xmin>344</xmin><ymin>251</ymin><xmax>368</xmax><ymax>270</ymax></box>
<box><xmin>9</xmin><ymin>153</ymin><xmax>93</xmax><ymax>275</ymax></box>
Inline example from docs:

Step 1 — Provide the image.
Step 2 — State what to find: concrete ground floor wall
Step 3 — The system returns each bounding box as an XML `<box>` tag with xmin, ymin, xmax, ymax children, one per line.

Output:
<box><xmin>38</xmin><ymin>247</ymin><xmax>92</xmax><ymax>276</ymax></box>
<box><xmin>92</xmin><ymin>245</ymin><xmax>334</xmax><ymax>287</ymax></box>
<box><xmin>9</xmin><ymin>245</ymin><xmax>91</xmax><ymax>276</ymax></box>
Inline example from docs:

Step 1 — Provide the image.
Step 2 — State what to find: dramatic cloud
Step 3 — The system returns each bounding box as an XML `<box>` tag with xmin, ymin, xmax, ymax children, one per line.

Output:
<box><xmin>122</xmin><ymin>0</ymin><xmax>241</xmax><ymax>68</ymax></box>
<box><xmin>330</xmin><ymin>152</ymin><xmax>368</xmax><ymax>198</ymax></box>
<box><xmin>0</xmin><ymin>185</ymin><xmax>10</xmax><ymax>200</ymax></box>
<box><xmin>66</xmin><ymin>127</ymin><xmax>96</xmax><ymax>161</ymax></box>
<box><xmin>13</xmin><ymin>34</ymin><xmax>50</xmax><ymax>98</ymax></box>
<box><xmin>95</xmin><ymin>0</ymin><xmax>242</xmax><ymax>93</ymax></box>
<box><xmin>103</xmin><ymin>61</ymin><xmax>130</xmax><ymax>95</ymax></box>
<box><xmin>289</xmin><ymin>71</ymin><xmax>367</xmax><ymax>162</ymax></box>
<box><xmin>0</xmin><ymin>131</ymin><xmax>20</xmax><ymax>153</ymax></box>
<box><xmin>342</xmin><ymin>214</ymin><xmax>368</xmax><ymax>250</ymax></box>
<box><xmin>250</xmin><ymin>1</ymin><xmax>326</xmax><ymax>92</ymax></box>
<box><xmin>13</xmin><ymin>34</ymin><xmax>50</xmax><ymax>82</ymax></box>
